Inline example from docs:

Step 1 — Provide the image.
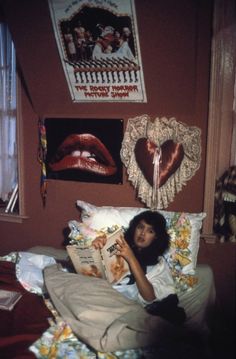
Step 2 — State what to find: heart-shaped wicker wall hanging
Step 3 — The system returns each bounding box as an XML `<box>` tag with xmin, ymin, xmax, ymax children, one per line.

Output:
<box><xmin>120</xmin><ymin>115</ymin><xmax>201</xmax><ymax>209</ymax></box>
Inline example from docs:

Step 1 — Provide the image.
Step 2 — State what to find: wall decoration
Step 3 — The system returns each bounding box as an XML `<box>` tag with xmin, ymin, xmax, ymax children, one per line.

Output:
<box><xmin>44</xmin><ymin>118</ymin><xmax>123</xmax><ymax>184</ymax></box>
<box><xmin>48</xmin><ymin>0</ymin><xmax>146</xmax><ymax>103</ymax></box>
<box><xmin>214</xmin><ymin>166</ymin><xmax>236</xmax><ymax>242</ymax></box>
<box><xmin>120</xmin><ymin>115</ymin><xmax>201</xmax><ymax>209</ymax></box>
<box><xmin>38</xmin><ymin>119</ymin><xmax>48</xmax><ymax>206</ymax></box>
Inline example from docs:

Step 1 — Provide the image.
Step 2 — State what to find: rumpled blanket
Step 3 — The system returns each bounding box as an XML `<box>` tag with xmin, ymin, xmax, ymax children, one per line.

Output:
<box><xmin>44</xmin><ymin>264</ymin><xmax>176</xmax><ymax>353</ymax></box>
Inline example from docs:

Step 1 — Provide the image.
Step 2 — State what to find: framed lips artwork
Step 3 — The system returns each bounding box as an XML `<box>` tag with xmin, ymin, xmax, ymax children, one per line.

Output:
<box><xmin>44</xmin><ymin>118</ymin><xmax>123</xmax><ymax>184</ymax></box>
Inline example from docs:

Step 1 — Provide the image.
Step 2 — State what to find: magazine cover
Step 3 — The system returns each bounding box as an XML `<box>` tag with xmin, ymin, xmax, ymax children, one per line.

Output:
<box><xmin>48</xmin><ymin>0</ymin><xmax>146</xmax><ymax>102</ymax></box>
<box><xmin>67</xmin><ymin>228</ymin><xmax>130</xmax><ymax>284</ymax></box>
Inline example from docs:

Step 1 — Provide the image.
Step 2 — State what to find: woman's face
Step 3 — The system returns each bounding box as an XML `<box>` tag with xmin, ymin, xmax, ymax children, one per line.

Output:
<box><xmin>133</xmin><ymin>219</ymin><xmax>157</xmax><ymax>250</ymax></box>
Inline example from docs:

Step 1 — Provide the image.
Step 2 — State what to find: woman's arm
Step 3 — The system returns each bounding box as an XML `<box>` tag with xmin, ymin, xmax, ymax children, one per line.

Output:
<box><xmin>115</xmin><ymin>237</ymin><xmax>156</xmax><ymax>302</ymax></box>
<box><xmin>93</xmin><ymin>233</ymin><xmax>156</xmax><ymax>302</ymax></box>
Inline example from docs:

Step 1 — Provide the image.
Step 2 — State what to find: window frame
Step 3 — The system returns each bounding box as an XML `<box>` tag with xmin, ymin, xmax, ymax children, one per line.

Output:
<box><xmin>0</xmin><ymin>72</ymin><xmax>28</xmax><ymax>223</ymax></box>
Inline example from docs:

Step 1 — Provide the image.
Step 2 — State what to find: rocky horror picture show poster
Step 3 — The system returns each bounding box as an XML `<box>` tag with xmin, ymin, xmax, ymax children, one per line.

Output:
<box><xmin>48</xmin><ymin>0</ymin><xmax>146</xmax><ymax>102</ymax></box>
<box><xmin>45</xmin><ymin>118</ymin><xmax>123</xmax><ymax>184</ymax></box>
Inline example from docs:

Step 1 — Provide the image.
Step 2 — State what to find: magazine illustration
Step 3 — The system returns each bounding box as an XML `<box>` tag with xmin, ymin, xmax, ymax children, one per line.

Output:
<box><xmin>66</xmin><ymin>228</ymin><xmax>130</xmax><ymax>284</ymax></box>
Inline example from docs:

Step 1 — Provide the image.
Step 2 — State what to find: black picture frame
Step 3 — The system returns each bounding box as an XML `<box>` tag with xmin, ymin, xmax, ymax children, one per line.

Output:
<box><xmin>45</xmin><ymin>118</ymin><xmax>123</xmax><ymax>184</ymax></box>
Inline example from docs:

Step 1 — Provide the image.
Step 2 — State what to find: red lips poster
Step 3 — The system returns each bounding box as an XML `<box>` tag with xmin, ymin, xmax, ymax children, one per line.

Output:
<box><xmin>45</xmin><ymin>118</ymin><xmax>123</xmax><ymax>184</ymax></box>
<box><xmin>48</xmin><ymin>0</ymin><xmax>146</xmax><ymax>102</ymax></box>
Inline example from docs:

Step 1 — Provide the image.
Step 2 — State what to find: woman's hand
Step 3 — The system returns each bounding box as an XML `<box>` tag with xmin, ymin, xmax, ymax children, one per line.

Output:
<box><xmin>92</xmin><ymin>234</ymin><xmax>107</xmax><ymax>250</ymax></box>
<box><xmin>115</xmin><ymin>236</ymin><xmax>135</xmax><ymax>263</ymax></box>
<box><xmin>116</xmin><ymin>236</ymin><xmax>156</xmax><ymax>302</ymax></box>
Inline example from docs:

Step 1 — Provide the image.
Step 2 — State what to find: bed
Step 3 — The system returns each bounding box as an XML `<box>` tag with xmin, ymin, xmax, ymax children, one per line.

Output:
<box><xmin>0</xmin><ymin>201</ymin><xmax>216</xmax><ymax>358</ymax></box>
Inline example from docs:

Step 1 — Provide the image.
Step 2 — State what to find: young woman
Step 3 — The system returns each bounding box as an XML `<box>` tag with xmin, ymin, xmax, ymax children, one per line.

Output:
<box><xmin>92</xmin><ymin>210</ymin><xmax>176</xmax><ymax>307</ymax></box>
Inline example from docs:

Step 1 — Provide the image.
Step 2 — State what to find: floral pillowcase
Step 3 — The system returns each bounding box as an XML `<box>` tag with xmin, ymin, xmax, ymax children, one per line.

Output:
<box><xmin>164</xmin><ymin>212</ymin><xmax>199</xmax><ymax>292</ymax></box>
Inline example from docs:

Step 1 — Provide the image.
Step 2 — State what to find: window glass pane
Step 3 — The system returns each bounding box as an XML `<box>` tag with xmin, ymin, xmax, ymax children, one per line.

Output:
<box><xmin>0</xmin><ymin>22</ymin><xmax>18</xmax><ymax>214</ymax></box>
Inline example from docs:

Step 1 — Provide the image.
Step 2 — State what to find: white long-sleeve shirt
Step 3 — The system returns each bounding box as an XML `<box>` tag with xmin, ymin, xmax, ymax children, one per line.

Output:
<box><xmin>113</xmin><ymin>257</ymin><xmax>176</xmax><ymax>306</ymax></box>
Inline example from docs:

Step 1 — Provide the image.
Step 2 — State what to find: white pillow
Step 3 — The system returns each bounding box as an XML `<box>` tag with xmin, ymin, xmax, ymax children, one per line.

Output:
<box><xmin>75</xmin><ymin>200</ymin><xmax>206</xmax><ymax>277</ymax></box>
<box><xmin>77</xmin><ymin>200</ymin><xmax>146</xmax><ymax>229</ymax></box>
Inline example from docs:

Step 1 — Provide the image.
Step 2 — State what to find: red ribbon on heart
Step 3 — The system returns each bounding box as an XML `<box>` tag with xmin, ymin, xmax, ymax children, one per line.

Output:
<box><xmin>134</xmin><ymin>138</ymin><xmax>185</xmax><ymax>187</ymax></box>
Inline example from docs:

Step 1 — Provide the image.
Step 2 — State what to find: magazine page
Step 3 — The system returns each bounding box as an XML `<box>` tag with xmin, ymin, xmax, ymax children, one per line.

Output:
<box><xmin>101</xmin><ymin>228</ymin><xmax>130</xmax><ymax>284</ymax></box>
<box><xmin>66</xmin><ymin>245</ymin><xmax>105</xmax><ymax>279</ymax></box>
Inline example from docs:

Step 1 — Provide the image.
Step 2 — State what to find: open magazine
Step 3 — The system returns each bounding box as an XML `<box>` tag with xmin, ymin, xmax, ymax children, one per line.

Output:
<box><xmin>66</xmin><ymin>228</ymin><xmax>130</xmax><ymax>284</ymax></box>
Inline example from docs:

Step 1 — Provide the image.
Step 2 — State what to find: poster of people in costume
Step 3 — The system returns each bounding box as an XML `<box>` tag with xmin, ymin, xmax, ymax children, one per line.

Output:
<box><xmin>48</xmin><ymin>0</ymin><xmax>146</xmax><ymax>102</ymax></box>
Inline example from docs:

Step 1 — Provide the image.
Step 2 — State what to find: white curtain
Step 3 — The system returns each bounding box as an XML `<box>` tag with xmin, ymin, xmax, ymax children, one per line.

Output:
<box><xmin>0</xmin><ymin>22</ymin><xmax>17</xmax><ymax>201</ymax></box>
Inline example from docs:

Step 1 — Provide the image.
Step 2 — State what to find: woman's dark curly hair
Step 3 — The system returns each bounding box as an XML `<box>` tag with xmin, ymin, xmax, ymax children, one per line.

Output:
<box><xmin>124</xmin><ymin>210</ymin><xmax>170</xmax><ymax>268</ymax></box>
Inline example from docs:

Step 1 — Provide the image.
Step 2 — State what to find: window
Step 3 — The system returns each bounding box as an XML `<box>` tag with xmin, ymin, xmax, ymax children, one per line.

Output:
<box><xmin>0</xmin><ymin>22</ymin><xmax>19</xmax><ymax>216</ymax></box>
<box><xmin>202</xmin><ymin>0</ymin><xmax>236</xmax><ymax>241</ymax></box>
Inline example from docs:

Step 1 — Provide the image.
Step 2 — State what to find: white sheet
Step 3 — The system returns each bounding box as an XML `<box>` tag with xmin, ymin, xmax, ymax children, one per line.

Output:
<box><xmin>179</xmin><ymin>264</ymin><xmax>216</xmax><ymax>331</ymax></box>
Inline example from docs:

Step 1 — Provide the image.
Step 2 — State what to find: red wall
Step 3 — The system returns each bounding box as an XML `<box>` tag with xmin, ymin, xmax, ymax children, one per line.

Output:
<box><xmin>0</xmin><ymin>0</ymin><xmax>213</xmax><ymax>253</ymax></box>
